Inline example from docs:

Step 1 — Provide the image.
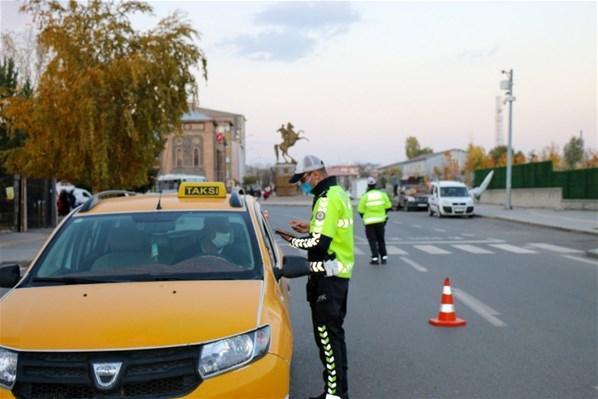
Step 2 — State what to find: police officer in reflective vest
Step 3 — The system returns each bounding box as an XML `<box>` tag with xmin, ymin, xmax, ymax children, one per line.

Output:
<box><xmin>278</xmin><ymin>154</ymin><xmax>354</xmax><ymax>399</ymax></box>
<box><xmin>358</xmin><ymin>177</ymin><xmax>392</xmax><ymax>265</ymax></box>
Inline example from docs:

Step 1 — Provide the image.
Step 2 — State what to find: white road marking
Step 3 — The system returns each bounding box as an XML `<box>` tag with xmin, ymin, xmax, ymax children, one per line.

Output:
<box><xmin>433</xmin><ymin>228</ymin><xmax>446</xmax><ymax>233</ymax></box>
<box><xmin>411</xmin><ymin>224</ymin><xmax>423</xmax><ymax>228</ymax></box>
<box><xmin>354</xmin><ymin>247</ymin><xmax>365</xmax><ymax>255</ymax></box>
<box><xmin>391</xmin><ymin>221</ymin><xmax>402</xmax><ymax>225</ymax></box>
<box><xmin>527</xmin><ymin>243</ymin><xmax>582</xmax><ymax>254</ymax></box>
<box><xmin>453</xmin><ymin>288</ymin><xmax>507</xmax><ymax>327</ymax></box>
<box><xmin>400</xmin><ymin>257</ymin><xmax>427</xmax><ymax>272</ymax></box>
<box><xmin>452</xmin><ymin>244</ymin><xmax>494</xmax><ymax>254</ymax></box>
<box><xmin>386</xmin><ymin>245</ymin><xmax>408</xmax><ymax>255</ymax></box>
<box><xmin>354</xmin><ymin>236</ymin><xmax>367</xmax><ymax>243</ymax></box>
<box><xmin>489</xmin><ymin>244</ymin><xmax>538</xmax><ymax>254</ymax></box>
<box><xmin>414</xmin><ymin>245</ymin><xmax>451</xmax><ymax>255</ymax></box>
<box><xmin>562</xmin><ymin>255</ymin><xmax>598</xmax><ymax>267</ymax></box>
<box><xmin>384</xmin><ymin>239</ymin><xmax>505</xmax><ymax>245</ymax></box>
<box><xmin>461</xmin><ymin>233</ymin><xmax>475</xmax><ymax>237</ymax></box>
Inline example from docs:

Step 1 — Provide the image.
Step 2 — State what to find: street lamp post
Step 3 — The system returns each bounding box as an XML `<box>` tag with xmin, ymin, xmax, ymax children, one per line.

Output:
<box><xmin>501</xmin><ymin>69</ymin><xmax>515</xmax><ymax>210</ymax></box>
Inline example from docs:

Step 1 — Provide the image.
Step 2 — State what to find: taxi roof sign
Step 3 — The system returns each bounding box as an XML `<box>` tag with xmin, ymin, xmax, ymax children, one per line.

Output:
<box><xmin>178</xmin><ymin>182</ymin><xmax>227</xmax><ymax>198</ymax></box>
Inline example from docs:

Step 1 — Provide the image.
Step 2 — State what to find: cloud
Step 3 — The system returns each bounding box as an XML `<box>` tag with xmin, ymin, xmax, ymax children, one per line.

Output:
<box><xmin>254</xmin><ymin>2</ymin><xmax>360</xmax><ymax>31</ymax></box>
<box><xmin>226</xmin><ymin>28</ymin><xmax>317</xmax><ymax>61</ymax></box>
<box><xmin>224</xmin><ymin>2</ymin><xmax>360</xmax><ymax>62</ymax></box>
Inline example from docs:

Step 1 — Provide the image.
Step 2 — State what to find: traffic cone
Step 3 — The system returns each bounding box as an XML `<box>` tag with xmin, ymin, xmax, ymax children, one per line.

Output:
<box><xmin>429</xmin><ymin>277</ymin><xmax>466</xmax><ymax>327</ymax></box>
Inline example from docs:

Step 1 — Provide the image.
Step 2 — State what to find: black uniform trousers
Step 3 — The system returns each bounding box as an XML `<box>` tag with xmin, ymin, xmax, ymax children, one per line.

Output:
<box><xmin>307</xmin><ymin>275</ymin><xmax>349</xmax><ymax>397</ymax></box>
<box><xmin>365</xmin><ymin>222</ymin><xmax>387</xmax><ymax>259</ymax></box>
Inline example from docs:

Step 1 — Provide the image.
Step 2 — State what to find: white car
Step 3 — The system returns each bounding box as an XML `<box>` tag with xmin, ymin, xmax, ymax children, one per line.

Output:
<box><xmin>428</xmin><ymin>181</ymin><xmax>474</xmax><ymax>217</ymax></box>
<box><xmin>56</xmin><ymin>184</ymin><xmax>92</xmax><ymax>206</ymax></box>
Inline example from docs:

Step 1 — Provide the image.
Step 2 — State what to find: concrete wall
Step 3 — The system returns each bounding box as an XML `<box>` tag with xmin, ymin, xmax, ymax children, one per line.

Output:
<box><xmin>480</xmin><ymin>188</ymin><xmax>598</xmax><ymax>210</ymax></box>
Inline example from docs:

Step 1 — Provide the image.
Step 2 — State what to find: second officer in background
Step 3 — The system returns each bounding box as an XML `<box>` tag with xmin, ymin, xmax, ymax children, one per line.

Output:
<box><xmin>357</xmin><ymin>177</ymin><xmax>392</xmax><ymax>265</ymax></box>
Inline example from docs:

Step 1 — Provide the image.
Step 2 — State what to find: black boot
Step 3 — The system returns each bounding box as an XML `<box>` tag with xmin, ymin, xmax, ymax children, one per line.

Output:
<box><xmin>381</xmin><ymin>255</ymin><xmax>388</xmax><ymax>264</ymax></box>
<box><xmin>369</xmin><ymin>257</ymin><xmax>379</xmax><ymax>265</ymax></box>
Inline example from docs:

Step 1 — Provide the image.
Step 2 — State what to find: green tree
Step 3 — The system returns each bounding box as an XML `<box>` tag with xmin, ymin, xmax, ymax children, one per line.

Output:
<box><xmin>563</xmin><ymin>135</ymin><xmax>584</xmax><ymax>169</ymax></box>
<box><xmin>3</xmin><ymin>0</ymin><xmax>207</xmax><ymax>192</ymax></box>
<box><xmin>405</xmin><ymin>136</ymin><xmax>433</xmax><ymax>160</ymax></box>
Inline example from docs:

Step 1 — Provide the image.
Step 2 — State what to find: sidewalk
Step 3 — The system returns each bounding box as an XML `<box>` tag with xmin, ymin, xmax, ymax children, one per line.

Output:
<box><xmin>475</xmin><ymin>204</ymin><xmax>598</xmax><ymax>235</ymax></box>
<box><xmin>0</xmin><ymin>228</ymin><xmax>53</xmax><ymax>265</ymax></box>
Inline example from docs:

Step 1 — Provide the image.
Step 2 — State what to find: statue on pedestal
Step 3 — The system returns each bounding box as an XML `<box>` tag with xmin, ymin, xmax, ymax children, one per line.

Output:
<box><xmin>274</xmin><ymin>122</ymin><xmax>308</xmax><ymax>164</ymax></box>
<box><xmin>273</xmin><ymin>122</ymin><xmax>308</xmax><ymax>196</ymax></box>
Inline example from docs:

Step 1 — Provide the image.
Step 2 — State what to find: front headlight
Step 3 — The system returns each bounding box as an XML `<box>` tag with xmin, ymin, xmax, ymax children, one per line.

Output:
<box><xmin>0</xmin><ymin>348</ymin><xmax>18</xmax><ymax>389</ymax></box>
<box><xmin>198</xmin><ymin>325</ymin><xmax>270</xmax><ymax>378</ymax></box>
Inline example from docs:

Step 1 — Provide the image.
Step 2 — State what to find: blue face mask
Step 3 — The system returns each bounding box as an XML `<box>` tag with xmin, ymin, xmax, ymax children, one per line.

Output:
<box><xmin>301</xmin><ymin>182</ymin><xmax>312</xmax><ymax>194</ymax></box>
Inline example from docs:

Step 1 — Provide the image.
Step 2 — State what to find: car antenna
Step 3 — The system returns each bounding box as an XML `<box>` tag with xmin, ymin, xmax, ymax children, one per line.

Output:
<box><xmin>156</xmin><ymin>190</ymin><xmax>163</xmax><ymax>210</ymax></box>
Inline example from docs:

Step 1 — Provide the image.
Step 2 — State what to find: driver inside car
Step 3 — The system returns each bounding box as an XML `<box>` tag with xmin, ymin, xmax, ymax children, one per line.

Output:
<box><xmin>199</xmin><ymin>216</ymin><xmax>233</xmax><ymax>257</ymax></box>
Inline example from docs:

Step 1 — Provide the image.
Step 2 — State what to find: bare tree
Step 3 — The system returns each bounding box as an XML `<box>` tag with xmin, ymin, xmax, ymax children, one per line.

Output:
<box><xmin>1</xmin><ymin>27</ymin><xmax>50</xmax><ymax>88</ymax></box>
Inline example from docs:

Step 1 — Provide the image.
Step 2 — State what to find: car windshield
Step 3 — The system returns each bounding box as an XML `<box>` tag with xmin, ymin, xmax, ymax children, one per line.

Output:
<box><xmin>26</xmin><ymin>211</ymin><xmax>262</xmax><ymax>285</ymax></box>
<box><xmin>440</xmin><ymin>186</ymin><xmax>469</xmax><ymax>197</ymax></box>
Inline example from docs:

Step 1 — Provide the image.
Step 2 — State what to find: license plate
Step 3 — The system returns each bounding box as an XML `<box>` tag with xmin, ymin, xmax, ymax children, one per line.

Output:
<box><xmin>417</xmin><ymin>203</ymin><xmax>427</xmax><ymax>207</ymax></box>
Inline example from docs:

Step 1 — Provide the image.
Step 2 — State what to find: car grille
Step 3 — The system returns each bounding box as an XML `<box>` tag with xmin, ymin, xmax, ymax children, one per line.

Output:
<box><xmin>12</xmin><ymin>346</ymin><xmax>202</xmax><ymax>399</ymax></box>
<box><xmin>442</xmin><ymin>206</ymin><xmax>452</xmax><ymax>213</ymax></box>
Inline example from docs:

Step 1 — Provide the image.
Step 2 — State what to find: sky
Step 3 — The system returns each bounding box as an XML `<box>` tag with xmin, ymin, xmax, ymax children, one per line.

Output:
<box><xmin>1</xmin><ymin>1</ymin><xmax>596</xmax><ymax>166</ymax></box>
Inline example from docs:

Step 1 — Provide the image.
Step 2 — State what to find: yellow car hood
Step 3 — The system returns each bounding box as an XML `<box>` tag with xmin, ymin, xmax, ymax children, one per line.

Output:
<box><xmin>0</xmin><ymin>280</ymin><xmax>262</xmax><ymax>351</ymax></box>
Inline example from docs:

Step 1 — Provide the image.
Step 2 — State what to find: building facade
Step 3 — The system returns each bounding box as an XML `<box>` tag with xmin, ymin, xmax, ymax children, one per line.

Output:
<box><xmin>378</xmin><ymin>149</ymin><xmax>467</xmax><ymax>180</ymax></box>
<box><xmin>158</xmin><ymin>107</ymin><xmax>246</xmax><ymax>187</ymax></box>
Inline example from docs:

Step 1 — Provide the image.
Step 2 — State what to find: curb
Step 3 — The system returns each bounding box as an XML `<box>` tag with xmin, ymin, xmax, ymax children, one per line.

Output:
<box><xmin>586</xmin><ymin>249</ymin><xmax>598</xmax><ymax>259</ymax></box>
<box><xmin>260</xmin><ymin>202</ymin><xmax>311</xmax><ymax>207</ymax></box>
<box><xmin>477</xmin><ymin>214</ymin><xmax>598</xmax><ymax>236</ymax></box>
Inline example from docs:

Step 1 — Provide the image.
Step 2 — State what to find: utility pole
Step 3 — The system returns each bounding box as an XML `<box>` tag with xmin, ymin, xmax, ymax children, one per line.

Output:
<box><xmin>500</xmin><ymin>69</ymin><xmax>515</xmax><ymax>209</ymax></box>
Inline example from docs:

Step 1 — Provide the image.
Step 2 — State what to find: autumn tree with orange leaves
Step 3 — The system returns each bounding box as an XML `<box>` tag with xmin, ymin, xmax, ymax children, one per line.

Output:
<box><xmin>2</xmin><ymin>0</ymin><xmax>207</xmax><ymax>191</ymax></box>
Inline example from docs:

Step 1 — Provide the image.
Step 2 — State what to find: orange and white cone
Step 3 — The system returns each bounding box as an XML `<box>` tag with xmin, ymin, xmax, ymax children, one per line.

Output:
<box><xmin>429</xmin><ymin>277</ymin><xmax>466</xmax><ymax>327</ymax></box>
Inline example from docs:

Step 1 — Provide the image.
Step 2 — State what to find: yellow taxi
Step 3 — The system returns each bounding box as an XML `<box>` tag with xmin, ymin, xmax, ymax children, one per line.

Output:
<box><xmin>0</xmin><ymin>182</ymin><xmax>307</xmax><ymax>398</ymax></box>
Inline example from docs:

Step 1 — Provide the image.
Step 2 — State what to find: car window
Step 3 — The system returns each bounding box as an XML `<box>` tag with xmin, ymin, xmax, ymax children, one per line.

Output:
<box><xmin>254</xmin><ymin>204</ymin><xmax>278</xmax><ymax>267</ymax></box>
<box><xmin>440</xmin><ymin>186</ymin><xmax>469</xmax><ymax>197</ymax></box>
<box><xmin>26</xmin><ymin>211</ymin><xmax>263</xmax><ymax>285</ymax></box>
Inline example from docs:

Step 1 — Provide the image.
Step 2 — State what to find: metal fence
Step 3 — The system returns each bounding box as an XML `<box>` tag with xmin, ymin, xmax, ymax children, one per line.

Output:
<box><xmin>474</xmin><ymin>161</ymin><xmax>598</xmax><ymax>200</ymax></box>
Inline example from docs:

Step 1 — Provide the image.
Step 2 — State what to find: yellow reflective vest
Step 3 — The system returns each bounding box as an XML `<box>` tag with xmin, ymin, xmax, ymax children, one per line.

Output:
<box><xmin>357</xmin><ymin>189</ymin><xmax>392</xmax><ymax>225</ymax></box>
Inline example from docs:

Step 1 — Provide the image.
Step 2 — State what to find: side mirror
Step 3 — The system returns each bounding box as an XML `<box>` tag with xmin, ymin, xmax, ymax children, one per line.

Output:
<box><xmin>0</xmin><ymin>264</ymin><xmax>21</xmax><ymax>288</ymax></box>
<box><xmin>274</xmin><ymin>256</ymin><xmax>309</xmax><ymax>280</ymax></box>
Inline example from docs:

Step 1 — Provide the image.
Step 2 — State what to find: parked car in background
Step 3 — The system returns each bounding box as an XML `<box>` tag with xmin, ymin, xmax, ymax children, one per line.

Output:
<box><xmin>56</xmin><ymin>183</ymin><xmax>92</xmax><ymax>207</ymax></box>
<box><xmin>395</xmin><ymin>176</ymin><xmax>429</xmax><ymax>211</ymax></box>
<box><xmin>428</xmin><ymin>181</ymin><xmax>474</xmax><ymax>217</ymax></box>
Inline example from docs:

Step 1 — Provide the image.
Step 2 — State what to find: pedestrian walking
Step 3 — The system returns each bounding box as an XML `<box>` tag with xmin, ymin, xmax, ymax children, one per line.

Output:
<box><xmin>358</xmin><ymin>177</ymin><xmax>392</xmax><ymax>265</ymax></box>
<box><xmin>277</xmin><ymin>154</ymin><xmax>354</xmax><ymax>399</ymax></box>
<box><xmin>57</xmin><ymin>189</ymin><xmax>70</xmax><ymax>216</ymax></box>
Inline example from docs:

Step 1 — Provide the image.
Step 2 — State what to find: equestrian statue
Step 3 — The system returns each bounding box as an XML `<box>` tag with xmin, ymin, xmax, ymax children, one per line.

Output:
<box><xmin>274</xmin><ymin>122</ymin><xmax>309</xmax><ymax>164</ymax></box>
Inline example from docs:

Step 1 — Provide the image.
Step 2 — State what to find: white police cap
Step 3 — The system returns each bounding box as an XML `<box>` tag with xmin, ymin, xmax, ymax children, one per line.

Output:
<box><xmin>289</xmin><ymin>155</ymin><xmax>325</xmax><ymax>183</ymax></box>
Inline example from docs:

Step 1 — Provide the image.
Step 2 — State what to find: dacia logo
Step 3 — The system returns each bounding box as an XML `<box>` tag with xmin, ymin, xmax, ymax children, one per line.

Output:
<box><xmin>92</xmin><ymin>362</ymin><xmax>123</xmax><ymax>390</ymax></box>
<box><xmin>184</xmin><ymin>185</ymin><xmax>220</xmax><ymax>196</ymax></box>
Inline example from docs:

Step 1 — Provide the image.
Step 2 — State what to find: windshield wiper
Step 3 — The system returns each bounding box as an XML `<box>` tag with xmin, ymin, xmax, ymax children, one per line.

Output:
<box><xmin>31</xmin><ymin>276</ymin><xmax>124</xmax><ymax>285</ymax></box>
